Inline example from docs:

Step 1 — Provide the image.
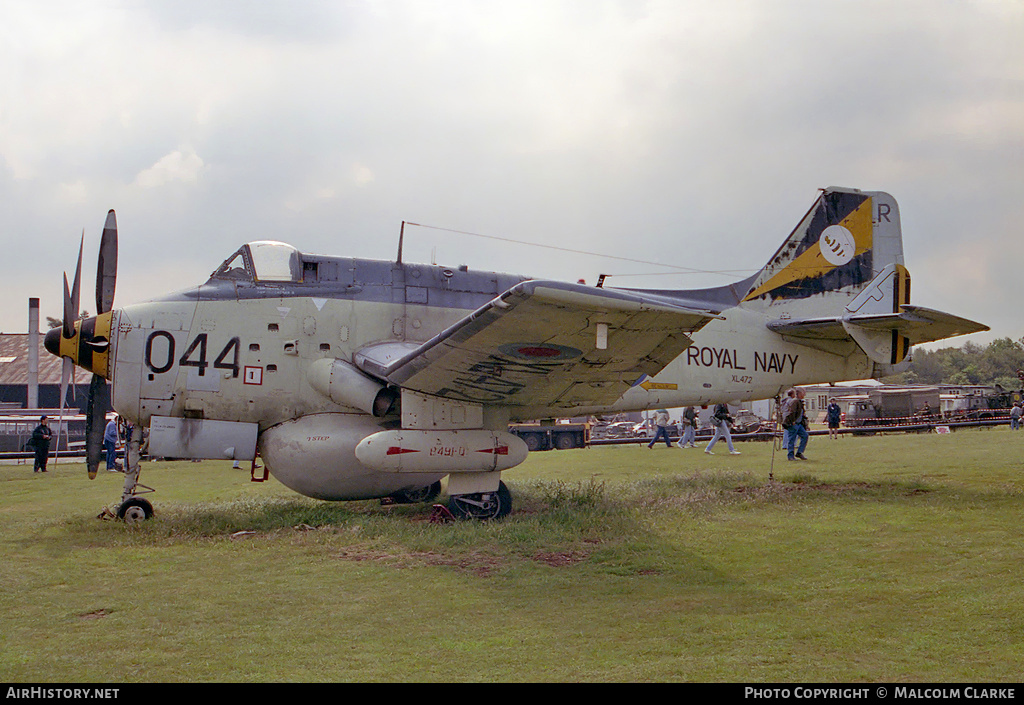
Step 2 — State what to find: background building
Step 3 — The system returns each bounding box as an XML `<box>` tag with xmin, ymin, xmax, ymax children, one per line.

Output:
<box><xmin>0</xmin><ymin>333</ymin><xmax>108</xmax><ymax>413</ymax></box>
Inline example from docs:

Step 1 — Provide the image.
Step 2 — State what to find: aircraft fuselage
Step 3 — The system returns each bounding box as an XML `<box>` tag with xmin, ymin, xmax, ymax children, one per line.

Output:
<box><xmin>108</xmin><ymin>263</ymin><xmax>873</xmax><ymax>429</ymax></box>
<box><xmin>84</xmin><ymin>254</ymin><xmax>871</xmax><ymax>500</ymax></box>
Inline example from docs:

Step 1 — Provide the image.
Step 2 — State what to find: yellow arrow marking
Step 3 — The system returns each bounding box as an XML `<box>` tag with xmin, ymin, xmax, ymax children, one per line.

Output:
<box><xmin>640</xmin><ymin>381</ymin><xmax>678</xmax><ymax>391</ymax></box>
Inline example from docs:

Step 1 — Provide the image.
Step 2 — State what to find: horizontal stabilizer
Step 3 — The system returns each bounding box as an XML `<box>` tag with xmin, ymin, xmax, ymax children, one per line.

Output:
<box><xmin>357</xmin><ymin>280</ymin><xmax>720</xmax><ymax>411</ymax></box>
<box><xmin>768</xmin><ymin>306</ymin><xmax>989</xmax><ymax>363</ymax></box>
<box><xmin>850</xmin><ymin>305</ymin><xmax>990</xmax><ymax>346</ymax></box>
<box><xmin>767</xmin><ymin>262</ymin><xmax>987</xmax><ymax>364</ymax></box>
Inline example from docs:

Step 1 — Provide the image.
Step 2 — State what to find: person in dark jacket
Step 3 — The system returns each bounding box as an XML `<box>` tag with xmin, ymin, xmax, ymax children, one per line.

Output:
<box><xmin>104</xmin><ymin>417</ymin><xmax>121</xmax><ymax>471</ymax></box>
<box><xmin>31</xmin><ymin>416</ymin><xmax>53</xmax><ymax>473</ymax></box>
<box><xmin>705</xmin><ymin>403</ymin><xmax>740</xmax><ymax>455</ymax></box>
<box><xmin>782</xmin><ymin>388</ymin><xmax>809</xmax><ymax>460</ymax></box>
<box><xmin>827</xmin><ymin>398</ymin><xmax>842</xmax><ymax>439</ymax></box>
<box><xmin>678</xmin><ymin>406</ymin><xmax>698</xmax><ymax>448</ymax></box>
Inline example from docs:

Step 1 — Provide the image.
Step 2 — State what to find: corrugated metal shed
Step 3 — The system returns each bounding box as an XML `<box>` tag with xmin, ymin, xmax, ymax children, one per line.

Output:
<box><xmin>0</xmin><ymin>333</ymin><xmax>102</xmax><ymax>412</ymax></box>
<box><xmin>0</xmin><ymin>333</ymin><xmax>65</xmax><ymax>385</ymax></box>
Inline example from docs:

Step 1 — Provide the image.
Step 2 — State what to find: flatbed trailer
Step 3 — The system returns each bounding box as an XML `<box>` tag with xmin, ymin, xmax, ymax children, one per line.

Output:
<box><xmin>508</xmin><ymin>421</ymin><xmax>590</xmax><ymax>451</ymax></box>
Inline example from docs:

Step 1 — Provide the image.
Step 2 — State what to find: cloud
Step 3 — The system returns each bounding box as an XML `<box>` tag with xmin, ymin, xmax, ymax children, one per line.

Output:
<box><xmin>134</xmin><ymin>149</ymin><xmax>206</xmax><ymax>188</ymax></box>
<box><xmin>1</xmin><ymin>0</ymin><xmax>1021</xmax><ymax>351</ymax></box>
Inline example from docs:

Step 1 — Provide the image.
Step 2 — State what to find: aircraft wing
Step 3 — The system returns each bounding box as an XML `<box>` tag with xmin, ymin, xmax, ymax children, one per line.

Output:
<box><xmin>356</xmin><ymin>280</ymin><xmax>720</xmax><ymax>410</ymax></box>
<box><xmin>769</xmin><ymin>306</ymin><xmax>989</xmax><ymax>345</ymax></box>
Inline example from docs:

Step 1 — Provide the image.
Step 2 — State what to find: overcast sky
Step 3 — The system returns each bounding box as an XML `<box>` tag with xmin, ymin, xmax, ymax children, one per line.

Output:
<box><xmin>2</xmin><ymin>0</ymin><xmax>1021</xmax><ymax>351</ymax></box>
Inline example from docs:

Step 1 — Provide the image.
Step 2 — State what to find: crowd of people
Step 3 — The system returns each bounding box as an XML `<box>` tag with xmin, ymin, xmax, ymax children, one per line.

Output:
<box><xmin>640</xmin><ymin>387</ymin><xmax>856</xmax><ymax>461</ymax></box>
<box><xmin>646</xmin><ymin>402</ymin><xmax>742</xmax><ymax>455</ymax></box>
<box><xmin>640</xmin><ymin>386</ymin><xmax>1024</xmax><ymax>461</ymax></box>
<box><xmin>27</xmin><ymin>414</ymin><xmax>125</xmax><ymax>473</ymax></box>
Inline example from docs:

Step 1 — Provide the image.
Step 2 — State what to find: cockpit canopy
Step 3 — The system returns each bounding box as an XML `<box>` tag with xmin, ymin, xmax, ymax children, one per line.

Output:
<box><xmin>211</xmin><ymin>241</ymin><xmax>303</xmax><ymax>283</ymax></box>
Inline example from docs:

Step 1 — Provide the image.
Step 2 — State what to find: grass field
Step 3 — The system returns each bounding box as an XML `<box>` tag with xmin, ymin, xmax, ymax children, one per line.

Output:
<box><xmin>1</xmin><ymin>426</ymin><xmax>1022</xmax><ymax>683</ymax></box>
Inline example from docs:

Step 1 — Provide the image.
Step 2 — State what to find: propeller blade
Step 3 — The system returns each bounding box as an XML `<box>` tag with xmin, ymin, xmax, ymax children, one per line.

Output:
<box><xmin>85</xmin><ymin>374</ymin><xmax>107</xmax><ymax>480</ymax></box>
<box><xmin>63</xmin><ymin>235</ymin><xmax>84</xmax><ymax>338</ymax></box>
<box><xmin>96</xmin><ymin>210</ymin><xmax>117</xmax><ymax>314</ymax></box>
<box><xmin>59</xmin><ymin>357</ymin><xmax>73</xmax><ymax>410</ymax></box>
<box><xmin>71</xmin><ymin>234</ymin><xmax>83</xmax><ymax>323</ymax></box>
<box><xmin>62</xmin><ymin>274</ymin><xmax>74</xmax><ymax>339</ymax></box>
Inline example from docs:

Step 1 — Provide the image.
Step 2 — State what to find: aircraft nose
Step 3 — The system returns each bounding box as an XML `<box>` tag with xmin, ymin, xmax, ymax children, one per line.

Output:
<box><xmin>44</xmin><ymin>326</ymin><xmax>61</xmax><ymax>357</ymax></box>
<box><xmin>43</xmin><ymin>312</ymin><xmax>115</xmax><ymax>379</ymax></box>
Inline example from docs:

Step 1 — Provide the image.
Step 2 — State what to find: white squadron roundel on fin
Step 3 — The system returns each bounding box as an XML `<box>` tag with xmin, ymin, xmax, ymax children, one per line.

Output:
<box><xmin>819</xmin><ymin>225</ymin><xmax>856</xmax><ymax>266</ymax></box>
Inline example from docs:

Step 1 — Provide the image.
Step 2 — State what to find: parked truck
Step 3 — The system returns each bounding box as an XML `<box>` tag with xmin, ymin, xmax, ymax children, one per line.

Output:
<box><xmin>508</xmin><ymin>419</ymin><xmax>591</xmax><ymax>451</ymax></box>
<box><xmin>842</xmin><ymin>386</ymin><xmax>941</xmax><ymax>428</ymax></box>
<box><xmin>941</xmin><ymin>385</ymin><xmax>1023</xmax><ymax>421</ymax></box>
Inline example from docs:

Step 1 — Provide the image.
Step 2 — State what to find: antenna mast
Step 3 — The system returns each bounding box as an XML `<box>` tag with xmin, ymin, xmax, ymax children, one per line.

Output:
<box><xmin>396</xmin><ymin>221</ymin><xmax>405</xmax><ymax>264</ymax></box>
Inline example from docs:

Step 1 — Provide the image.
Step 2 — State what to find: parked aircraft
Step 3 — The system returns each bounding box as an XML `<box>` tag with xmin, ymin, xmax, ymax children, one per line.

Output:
<box><xmin>44</xmin><ymin>187</ymin><xmax>987</xmax><ymax>521</ymax></box>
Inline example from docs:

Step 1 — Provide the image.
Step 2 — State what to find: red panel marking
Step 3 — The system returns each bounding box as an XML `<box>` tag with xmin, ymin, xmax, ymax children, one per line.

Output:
<box><xmin>516</xmin><ymin>346</ymin><xmax>561</xmax><ymax>357</ymax></box>
<box><xmin>386</xmin><ymin>447</ymin><xmax>419</xmax><ymax>455</ymax></box>
<box><xmin>476</xmin><ymin>446</ymin><xmax>509</xmax><ymax>455</ymax></box>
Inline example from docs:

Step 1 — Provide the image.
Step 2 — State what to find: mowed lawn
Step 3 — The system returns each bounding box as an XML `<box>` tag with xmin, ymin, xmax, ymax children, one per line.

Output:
<box><xmin>1</xmin><ymin>426</ymin><xmax>1021</xmax><ymax>682</ymax></box>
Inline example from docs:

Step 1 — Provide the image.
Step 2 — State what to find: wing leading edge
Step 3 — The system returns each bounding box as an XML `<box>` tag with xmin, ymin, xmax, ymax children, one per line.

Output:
<box><xmin>355</xmin><ymin>280</ymin><xmax>721</xmax><ymax>411</ymax></box>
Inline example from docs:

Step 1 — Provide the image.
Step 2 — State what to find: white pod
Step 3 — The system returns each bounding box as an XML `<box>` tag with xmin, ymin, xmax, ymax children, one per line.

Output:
<box><xmin>355</xmin><ymin>429</ymin><xmax>529</xmax><ymax>474</ymax></box>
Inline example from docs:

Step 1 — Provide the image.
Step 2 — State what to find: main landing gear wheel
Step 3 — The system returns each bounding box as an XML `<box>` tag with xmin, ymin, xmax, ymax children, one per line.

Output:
<box><xmin>117</xmin><ymin>497</ymin><xmax>154</xmax><ymax>524</ymax></box>
<box><xmin>388</xmin><ymin>481</ymin><xmax>442</xmax><ymax>505</ymax></box>
<box><xmin>447</xmin><ymin>481</ymin><xmax>512</xmax><ymax>521</ymax></box>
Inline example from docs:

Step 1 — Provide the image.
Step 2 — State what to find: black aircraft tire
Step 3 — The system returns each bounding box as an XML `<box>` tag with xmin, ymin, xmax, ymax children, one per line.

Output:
<box><xmin>117</xmin><ymin>497</ymin><xmax>154</xmax><ymax>524</ymax></box>
<box><xmin>389</xmin><ymin>481</ymin><xmax>443</xmax><ymax>504</ymax></box>
<box><xmin>447</xmin><ymin>481</ymin><xmax>512</xmax><ymax>521</ymax></box>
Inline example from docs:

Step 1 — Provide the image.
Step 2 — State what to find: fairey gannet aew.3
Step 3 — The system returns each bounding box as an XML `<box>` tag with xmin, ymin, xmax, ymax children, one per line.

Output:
<box><xmin>45</xmin><ymin>187</ymin><xmax>987</xmax><ymax>521</ymax></box>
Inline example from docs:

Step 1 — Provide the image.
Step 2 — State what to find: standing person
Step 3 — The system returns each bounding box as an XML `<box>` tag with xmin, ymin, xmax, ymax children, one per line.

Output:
<box><xmin>705</xmin><ymin>403</ymin><xmax>740</xmax><ymax>455</ymax></box>
<box><xmin>31</xmin><ymin>416</ymin><xmax>53</xmax><ymax>473</ymax></box>
<box><xmin>647</xmin><ymin>409</ymin><xmax>673</xmax><ymax>448</ymax></box>
<box><xmin>104</xmin><ymin>416</ymin><xmax>120</xmax><ymax>472</ymax></box>
<box><xmin>826</xmin><ymin>398</ymin><xmax>842</xmax><ymax>440</ymax></box>
<box><xmin>780</xmin><ymin>389</ymin><xmax>796</xmax><ymax>453</ymax></box>
<box><xmin>678</xmin><ymin>406</ymin><xmax>697</xmax><ymax>448</ymax></box>
<box><xmin>782</xmin><ymin>388</ymin><xmax>809</xmax><ymax>460</ymax></box>
<box><xmin>1010</xmin><ymin>402</ymin><xmax>1022</xmax><ymax>431</ymax></box>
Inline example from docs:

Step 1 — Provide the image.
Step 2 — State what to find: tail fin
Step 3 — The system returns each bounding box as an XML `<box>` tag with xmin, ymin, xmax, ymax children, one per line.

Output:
<box><xmin>750</xmin><ymin>188</ymin><xmax>987</xmax><ymax>372</ymax></box>
<box><xmin>742</xmin><ymin>187</ymin><xmax>904</xmax><ymax>311</ymax></box>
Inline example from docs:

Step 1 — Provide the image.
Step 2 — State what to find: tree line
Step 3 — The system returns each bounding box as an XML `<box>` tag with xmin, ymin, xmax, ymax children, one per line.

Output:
<box><xmin>883</xmin><ymin>337</ymin><xmax>1024</xmax><ymax>390</ymax></box>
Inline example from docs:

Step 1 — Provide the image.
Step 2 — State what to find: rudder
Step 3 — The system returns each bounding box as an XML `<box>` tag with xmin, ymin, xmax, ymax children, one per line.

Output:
<box><xmin>843</xmin><ymin>263</ymin><xmax>912</xmax><ymax>364</ymax></box>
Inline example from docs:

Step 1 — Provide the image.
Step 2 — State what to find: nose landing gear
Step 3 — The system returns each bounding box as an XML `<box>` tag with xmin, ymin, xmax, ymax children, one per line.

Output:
<box><xmin>116</xmin><ymin>497</ymin><xmax>154</xmax><ymax>524</ymax></box>
<box><xmin>98</xmin><ymin>424</ymin><xmax>156</xmax><ymax>524</ymax></box>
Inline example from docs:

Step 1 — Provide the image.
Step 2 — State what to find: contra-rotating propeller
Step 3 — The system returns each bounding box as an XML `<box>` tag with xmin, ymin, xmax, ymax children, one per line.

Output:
<box><xmin>45</xmin><ymin>211</ymin><xmax>118</xmax><ymax>479</ymax></box>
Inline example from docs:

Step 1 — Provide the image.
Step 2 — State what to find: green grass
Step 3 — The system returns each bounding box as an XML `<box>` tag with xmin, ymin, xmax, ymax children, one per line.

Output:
<box><xmin>1</xmin><ymin>426</ymin><xmax>1022</xmax><ymax>682</ymax></box>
